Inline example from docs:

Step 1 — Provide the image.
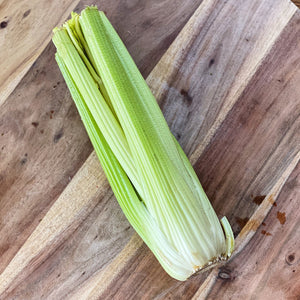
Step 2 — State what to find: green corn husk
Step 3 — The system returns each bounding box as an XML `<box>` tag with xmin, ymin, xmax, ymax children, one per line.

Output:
<box><xmin>52</xmin><ymin>6</ymin><xmax>234</xmax><ymax>281</ymax></box>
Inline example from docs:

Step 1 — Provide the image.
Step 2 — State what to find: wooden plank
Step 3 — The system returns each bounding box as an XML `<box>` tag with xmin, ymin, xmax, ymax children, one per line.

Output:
<box><xmin>0</xmin><ymin>0</ymin><xmax>80</xmax><ymax>106</ymax></box>
<box><xmin>192</xmin><ymin>152</ymin><xmax>300</xmax><ymax>299</ymax></box>
<box><xmin>0</xmin><ymin>0</ymin><xmax>203</xmax><ymax>296</ymax></box>
<box><xmin>0</xmin><ymin>0</ymin><xmax>202</xmax><ymax>106</ymax></box>
<box><xmin>194</xmin><ymin>6</ymin><xmax>300</xmax><ymax>234</ymax></box>
<box><xmin>147</xmin><ymin>0</ymin><xmax>296</xmax><ymax>161</ymax></box>
<box><xmin>1</xmin><ymin>0</ymin><xmax>299</xmax><ymax>299</ymax></box>
<box><xmin>1</xmin><ymin>0</ymin><xmax>298</xmax><ymax>298</ymax></box>
<box><xmin>203</xmin><ymin>162</ymin><xmax>300</xmax><ymax>300</ymax></box>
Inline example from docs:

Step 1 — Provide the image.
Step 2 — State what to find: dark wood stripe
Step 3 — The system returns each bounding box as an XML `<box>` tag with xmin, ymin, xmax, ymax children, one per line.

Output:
<box><xmin>194</xmin><ymin>9</ymin><xmax>300</xmax><ymax>236</ymax></box>
<box><xmin>206</xmin><ymin>162</ymin><xmax>300</xmax><ymax>299</ymax></box>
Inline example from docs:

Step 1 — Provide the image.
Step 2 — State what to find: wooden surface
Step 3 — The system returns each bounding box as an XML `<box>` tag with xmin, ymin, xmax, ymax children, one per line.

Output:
<box><xmin>292</xmin><ymin>0</ymin><xmax>300</xmax><ymax>9</ymax></box>
<box><xmin>0</xmin><ymin>0</ymin><xmax>299</xmax><ymax>299</ymax></box>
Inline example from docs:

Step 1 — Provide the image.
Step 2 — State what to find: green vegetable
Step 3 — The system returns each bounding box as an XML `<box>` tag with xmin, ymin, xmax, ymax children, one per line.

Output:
<box><xmin>52</xmin><ymin>6</ymin><xmax>234</xmax><ymax>281</ymax></box>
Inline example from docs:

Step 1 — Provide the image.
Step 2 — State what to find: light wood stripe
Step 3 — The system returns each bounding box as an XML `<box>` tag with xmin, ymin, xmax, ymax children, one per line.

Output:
<box><xmin>0</xmin><ymin>0</ymin><xmax>80</xmax><ymax>106</ymax></box>
<box><xmin>192</xmin><ymin>152</ymin><xmax>300</xmax><ymax>299</ymax></box>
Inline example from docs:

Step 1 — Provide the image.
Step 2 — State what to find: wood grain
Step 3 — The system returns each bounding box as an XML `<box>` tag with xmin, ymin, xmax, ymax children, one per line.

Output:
<box><xmin>86</xmin><ymin>1</ymin><xmax>300</xmax><ymax>297</ymax></box>
<box><xmin>204</xmin><ymin>162</ymin><xmax>300</xmax><ymax>300</ymax></box>
<box><xmin>0</xmin><ymin>0</ymin><xmax>80</xmax><ymax>106</ymax></box>
<box><xmin>0</xmin><ymin>0</ymin><xmax>201</xmax><ymax>106</ymax></box>
<box><xmin>148</xmin><ymin>0</ymin><xmax>296</xmax><ymax>160</ymax></box>
<box><xmin>194</xmin><ymin>5</ymin><xmax>300</xmax><ymax>235</ymax></box>
<box><xmin>0</xmin><ymin>0</ymin><xmax>299</xmax><ymax>298</ymax></box>
<box><xmin>0</xmin><ymin>0</ymin><xmax>203</xmax><ymax>297</ymax></box>
<box><xmin>192</xmin><ymin>152</ymin><xmax>300</xmax><ymax>299</ymax></box>
<box><xmin>291</xmin><ymin>0</ymin><xmax>300</xmax><ymax>9</ymax></box>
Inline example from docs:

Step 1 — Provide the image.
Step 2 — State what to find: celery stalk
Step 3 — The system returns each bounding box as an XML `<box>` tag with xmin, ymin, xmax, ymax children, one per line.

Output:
<box><xmin>52</xmin><ymin>6</ymin><xmax>234</xmax><ymax>281</ymax></box>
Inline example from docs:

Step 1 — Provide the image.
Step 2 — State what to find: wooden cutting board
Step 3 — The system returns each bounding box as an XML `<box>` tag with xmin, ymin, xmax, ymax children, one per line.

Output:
<box><xmin>0</xmin><ymin>0</ymin><xmax>299</xmax><ymax>299</ymax></box>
